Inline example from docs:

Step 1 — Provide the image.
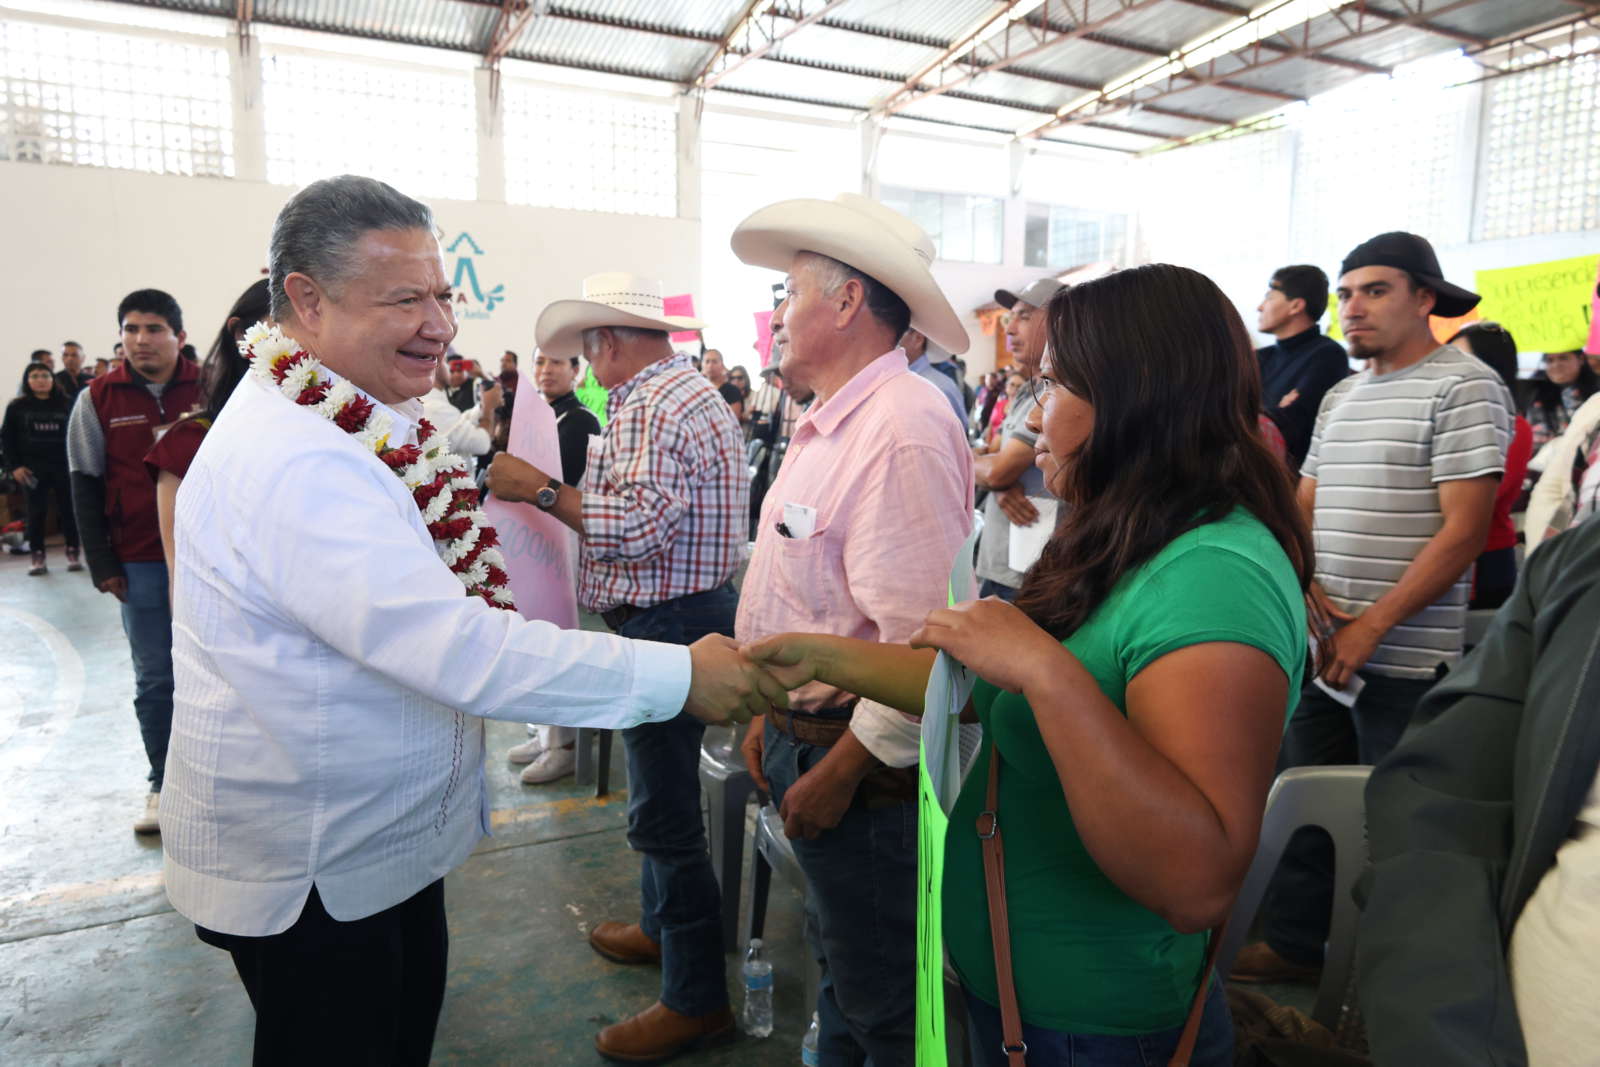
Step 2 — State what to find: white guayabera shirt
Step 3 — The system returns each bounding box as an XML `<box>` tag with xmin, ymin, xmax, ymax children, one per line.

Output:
<box><xmin>161</xmin><ymin>371</ymin><xmax>690</xmax><ymax>937</ymax></box>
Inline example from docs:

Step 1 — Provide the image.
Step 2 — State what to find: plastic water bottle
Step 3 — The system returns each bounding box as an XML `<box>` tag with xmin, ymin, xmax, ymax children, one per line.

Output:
<box><xmin>801</xmin><ymin>1011</ymin><xmax>820</xmax><ymax>1065</ymax></box>
<box><xmin>741</xmin><ymin>938</ymin><xmax>774</xmax><ymax>1038</ymax></box>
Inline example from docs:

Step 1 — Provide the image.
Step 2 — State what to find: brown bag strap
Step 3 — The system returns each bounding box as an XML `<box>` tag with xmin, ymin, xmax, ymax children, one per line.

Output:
<box><xmin>977</xmin><ymin>749</ymin><xmax>1027</xmax><ymax>1066</ymax></box>
<box><xmin>976</xmin><ymin>748</ymin><xmax>1226</xmax><ymax>1067</ymax></box>
<box><xmin>1168</xmin><ymin>918</ymin><xmax>1225</xmax><ymax>1067</ymax></box>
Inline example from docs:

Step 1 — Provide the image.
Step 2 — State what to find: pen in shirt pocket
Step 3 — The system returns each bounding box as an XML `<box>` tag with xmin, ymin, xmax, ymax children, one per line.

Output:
<box><xmin>775</xmin><ymin>522</ymin><xmax>794</xmax><ymax>538</ymax></box>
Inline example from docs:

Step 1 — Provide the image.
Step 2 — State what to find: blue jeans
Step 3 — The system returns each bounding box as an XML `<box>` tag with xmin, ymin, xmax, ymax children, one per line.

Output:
<box><xmin>964</xmin><ymin>980</ymin><xmax>1233</xmax><ymax>1067</ymax></box>
<box><xmin>978</xmin><ymin>578</ymin><xmax>1018</xmax><ymax>603</ymax></box>
<box><xmin>764</xmin><ymin>723</ymin><xmax>918</xmax><ymax>1067</ymax></box>
<box><xmin>121</xmin><ymin>560</ymin><xmax>174</xmax><ymax>791</ymax></box>
<box><xmin>1264</xmin><ymin>668</ymin><xmax>1438</xmax><ymax>965</ymax></box>
<box><xmin>615</xmin><ymin>583</ymin><xmax>737</xmax><ymax>1017</ymax></box>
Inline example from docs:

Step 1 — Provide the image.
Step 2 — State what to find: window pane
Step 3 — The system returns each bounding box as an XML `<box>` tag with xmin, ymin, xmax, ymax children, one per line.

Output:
<box><xmin>502</xmin><ymin>82</ymin><xmax>676</xmax><ymax>218</ymax></box>
<box><xmin>260</xmin><ymin>51</ymin><xmax>476</xmax><ymax>201</ymax></box>
<box><xmin>0</xmin><ymin>19</ymin><xmax>232</xmax><ymax>178</ymax></box>
<box><xmin>880</xmin><ymin>185</ymin><xmax>1003</xmax><ymax>264</ymax></box>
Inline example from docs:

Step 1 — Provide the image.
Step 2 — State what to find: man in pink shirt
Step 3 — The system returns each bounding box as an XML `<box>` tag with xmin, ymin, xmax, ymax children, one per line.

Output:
<box><xmin>733</xmin><ymin>194</ymin><xmax>974</xmax><ymax>1065</ymax></box>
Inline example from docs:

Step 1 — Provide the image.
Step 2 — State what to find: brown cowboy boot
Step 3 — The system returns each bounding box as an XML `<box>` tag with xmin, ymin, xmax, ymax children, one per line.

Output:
<box><xmin>594</xmin><ymin>1000</ymin><xmax>735</xmax><ymax>1063</ymax></box>
<box><xmin>588</xmin><ymin>921</ymin><xmax>661</xmax><ymax>965</ymax></box>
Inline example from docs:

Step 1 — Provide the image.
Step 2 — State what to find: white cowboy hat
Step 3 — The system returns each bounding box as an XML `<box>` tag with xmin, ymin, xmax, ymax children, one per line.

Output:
<box><xmin>536</xmin><ymin>272</ymin><xmax>706</xmax><ymax>360</ymax></box>
<box><xmin>730</xmin><ymin>193</ymin><xmax>969</xmax><ymax>355</ymax></box>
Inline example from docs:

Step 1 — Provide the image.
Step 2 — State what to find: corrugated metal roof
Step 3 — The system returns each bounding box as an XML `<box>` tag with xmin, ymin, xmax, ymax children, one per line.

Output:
<box><xmin>116</xmin><ymin>0</ymin><xmax>231</xmax><ymax>13</ymax></box>
<box><xmin>90</xmin><ymin>0</ymin><xmax>1595</xmax><ymax>145</ymax></box>
<box><xmin>768</xmin><ymin>21</ymin><xmax>944</xmax><ymax>77</ymax></box>
<box><xmin>510</xmin><ymin>18</ymin><xmax>714</xmax><ymax>81</ymax></box>
<box><xmin>1015</xmin><ymin>36</ymin><xmax>1160</xmax><ymax>87</ymax></box>
<box><xmin>554</xmin><ymin>0</ymin><xmax>747</xmax><ymax>39</ymax></box>
<box><xmin>712</xmin><ymin>57</ymin><xmax>895</xmax><ymax>109</ymax></box>
<box><xmin>255</xmin><ymin>0</ymin><xmax>495</xmax><ymax>52</ymax></box>
<box><xmin>823</xmin><ymin>0</ymin><xmax>999</xmax><ymax>47</ymax></box>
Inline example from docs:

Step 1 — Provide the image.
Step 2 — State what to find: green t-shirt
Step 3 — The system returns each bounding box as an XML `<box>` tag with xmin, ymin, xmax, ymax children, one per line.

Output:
<box><xmin>942</xmin><ymin>508</ymin><xmax>1306</xmax><ymax>1034</ymax></box>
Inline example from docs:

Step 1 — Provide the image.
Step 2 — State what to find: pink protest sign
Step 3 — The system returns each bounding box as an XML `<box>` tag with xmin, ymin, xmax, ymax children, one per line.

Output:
<box><xmin>1588</xmin><ymin>264</ymin><xmax>1600</xmax><ymax>356</ymax></box>
<box><xmin>481</xmin><ymin>389</ymin><xmax>578</xmax><ymax>630</ymax></box>
<box><xmin>663</xmin><ymin>294</ymin><xmax>701</xmax><ymax>343</ymax></box>
<box><xmin>754</xmin><ymin>310</ymin><xmax>774</xmax><ymax>367</ymax></box>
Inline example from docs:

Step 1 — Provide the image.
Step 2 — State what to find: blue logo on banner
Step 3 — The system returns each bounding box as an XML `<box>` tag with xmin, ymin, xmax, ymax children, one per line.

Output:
<box><xmin>447</xmin><ymin>231</ymin><xmax>504</xmax><ymax>319</ymax></box>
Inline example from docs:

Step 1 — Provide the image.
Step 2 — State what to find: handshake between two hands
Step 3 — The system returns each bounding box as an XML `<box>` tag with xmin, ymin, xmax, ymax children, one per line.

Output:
<box><xmin>680</xmin><ymin>633</ymin><xmax>814</xmax><ymax>727</ymax></box>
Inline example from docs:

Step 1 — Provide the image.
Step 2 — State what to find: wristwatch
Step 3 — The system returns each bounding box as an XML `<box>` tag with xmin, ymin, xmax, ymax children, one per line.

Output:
<box><xmin>534</xmin><ymin>477</ymin><xmax>562</xmax><ymax>511</ymax></box>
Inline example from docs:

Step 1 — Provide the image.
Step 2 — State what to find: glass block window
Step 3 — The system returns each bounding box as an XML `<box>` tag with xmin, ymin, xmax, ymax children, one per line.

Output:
<box><xmin>261</xmin><ymin>51</ymin><xmax>477</xmax><ymax>201</ymax></box>
<box><xmin>1024</xmin><ymin>204</ymin><xmax>1129</xmax><ymax>268</ymax></box>
<box><xmin>0</xmin><ymin>18</ymin><xmax>233</xmax><ymax>176</ymax></box>
<box><xmin>879</xmin><ymin>186</ymin><xmax>1003</xmax><ymax>264</ymax></box>
<box><xmin>1287</xmin><ymin>52</ymin><xmax>1480</xmax><ymax>273</ymax></box>
<box><xmin>502</xmin><ymin>82</ymin><xmax>677</xmax><ymax>217</ymax></box>
<box><xmin>1476</xmin><ymin>51</ymin><xmax>1600</xmax><ymax>241</ymax></box>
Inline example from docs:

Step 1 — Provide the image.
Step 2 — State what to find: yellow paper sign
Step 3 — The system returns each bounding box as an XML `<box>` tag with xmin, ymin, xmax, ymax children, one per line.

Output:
<box><xmin>1475</xmin><ymin>254</ymin><xmax>1600</xmax><ymax>354</ymax></box>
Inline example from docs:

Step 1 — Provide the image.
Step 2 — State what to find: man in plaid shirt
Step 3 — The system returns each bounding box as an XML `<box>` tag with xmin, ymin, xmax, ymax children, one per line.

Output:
<box><xmin>488</xmin><ymin>273</ymin><xmax>750</xmax><ymax>1062</ymax></box>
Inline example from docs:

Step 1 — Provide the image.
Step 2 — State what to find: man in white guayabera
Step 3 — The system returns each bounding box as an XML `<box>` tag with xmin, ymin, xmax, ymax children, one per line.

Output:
<box><xmin>158</xmin><ymin>174</ymin><xmax>784</xmax><ymax>1066</ymax></box>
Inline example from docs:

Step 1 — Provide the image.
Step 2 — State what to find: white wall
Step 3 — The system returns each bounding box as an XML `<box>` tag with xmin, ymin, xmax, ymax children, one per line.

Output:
<box><xmin>3</xmin><ymin>161</ymin><xmax>698</xmax><ymax>387</ymax></box>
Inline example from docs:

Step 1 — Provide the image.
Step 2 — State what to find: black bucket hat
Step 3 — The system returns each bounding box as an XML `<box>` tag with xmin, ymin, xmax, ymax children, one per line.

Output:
<box><xmin>1339</xmin><ymin>232</ymin><xmax>1480</xmax><ymax>318</ymax></box>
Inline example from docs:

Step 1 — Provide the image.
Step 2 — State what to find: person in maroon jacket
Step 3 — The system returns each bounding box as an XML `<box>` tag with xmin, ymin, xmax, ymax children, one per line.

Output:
<box><xmin>68</xmin><ymin>288</ymin><xmax>201</xmax><ymax>835</ymax></box>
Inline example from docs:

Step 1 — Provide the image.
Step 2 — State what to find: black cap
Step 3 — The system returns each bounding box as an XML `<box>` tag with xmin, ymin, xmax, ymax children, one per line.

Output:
<box><xmin>1339</xmin><ymin>232</ymin><xmax>1480</xmax><ymax>318</ymax></box>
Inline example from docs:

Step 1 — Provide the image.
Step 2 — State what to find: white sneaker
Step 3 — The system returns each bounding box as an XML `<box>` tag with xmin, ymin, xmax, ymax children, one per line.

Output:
<box><xmin>520</xmin><ymin>745</ymin><xmax>577</xmax><ymax>785</ymax></box>
<box><xmin>133</xmin><ymin>792</ymin><xmax>161</xmax><ymax>835</ymax></box>
<box><xmin>506</xmin><ymin>737</ymin><xmax>547</xmax><ymax>765</ymax></box>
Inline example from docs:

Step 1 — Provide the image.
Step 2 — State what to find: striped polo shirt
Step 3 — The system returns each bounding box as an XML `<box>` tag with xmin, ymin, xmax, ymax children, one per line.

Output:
<box><xmin>1302</xmin><ymin>345</ymin><xmax>1512</xmax><ymax>679</ymax></box>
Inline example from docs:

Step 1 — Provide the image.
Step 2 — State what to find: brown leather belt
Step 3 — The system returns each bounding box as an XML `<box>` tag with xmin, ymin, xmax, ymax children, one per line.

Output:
<box><xmin>766</xmin><ymin>700</ymin><xmax>917</xmax><ymax>808</ymax></box>
<box><xmin>767</xmin><ymin>701</ymin><xmax>859</xmax><ymax>746</ymax></box>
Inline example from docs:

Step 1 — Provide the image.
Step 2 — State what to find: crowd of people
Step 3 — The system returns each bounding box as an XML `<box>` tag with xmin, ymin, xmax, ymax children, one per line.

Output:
<box><xmin>5</xmin><ymin>171</ymin><xmax>1600</xmax><ymax>1067</ymax></box>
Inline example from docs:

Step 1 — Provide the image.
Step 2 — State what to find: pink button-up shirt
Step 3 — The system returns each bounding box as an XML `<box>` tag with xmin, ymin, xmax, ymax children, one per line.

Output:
<box><xmin>736</xmin><ymin>350</ymin><xmax>974</xmax><ymax>765</ymax></box>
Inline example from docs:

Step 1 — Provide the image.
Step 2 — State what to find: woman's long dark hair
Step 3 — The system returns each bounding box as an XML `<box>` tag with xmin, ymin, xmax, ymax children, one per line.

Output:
<box><xmin>1525</xmin><ymin>353</ymin><xmax>1598</xmax><ymax>420</ymax></box>
<box><xmin>195</xmin><ymin>279</ymin><xmax>271</xmax><ymax>422</ymax></box>
<box><xmin>1015</xmin><ymin>264</ymin><xmax>1317</xmax><ymax>642</ymax></box>
<box><xmin>16</xmin><ymin>361</ymin><xmax>65</xmax><ymax>402</ymax></box>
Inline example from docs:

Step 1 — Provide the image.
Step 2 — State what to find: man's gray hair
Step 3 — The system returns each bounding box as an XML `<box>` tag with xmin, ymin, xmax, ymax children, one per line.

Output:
<box><xmin>580</xmin><ymin>324</ymin><xmax>669</xmax><ymax>358</ymax></box>
<box><xmin>268</xmin><ymin>174</ymin><xmax>434</xmax><ymax>320</ymax></box>
<box><xmin>794</xmin><ymin>251</ymin><xmax>911</xmax><ymax>340</ymax></box>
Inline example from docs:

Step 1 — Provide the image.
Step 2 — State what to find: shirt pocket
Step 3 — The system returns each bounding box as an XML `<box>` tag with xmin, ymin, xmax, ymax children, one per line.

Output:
<box><xmin>763</xmin><ymin>526</ymin><xmax>840</xmax><ymax>631</ymax></box>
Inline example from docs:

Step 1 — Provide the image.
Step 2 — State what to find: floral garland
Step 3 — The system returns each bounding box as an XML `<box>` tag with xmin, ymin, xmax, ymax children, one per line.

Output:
<box><xmin>240</xmin><ymin>322</ymin><xmax>516</xmax><ymax>611</ymax></box>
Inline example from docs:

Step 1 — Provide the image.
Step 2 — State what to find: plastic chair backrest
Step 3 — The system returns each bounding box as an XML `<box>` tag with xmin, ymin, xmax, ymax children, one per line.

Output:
<box><xmin>1215</xmin><ymin>765</ymin><xmax>1373</xmax><ymax>1031</ymax></box>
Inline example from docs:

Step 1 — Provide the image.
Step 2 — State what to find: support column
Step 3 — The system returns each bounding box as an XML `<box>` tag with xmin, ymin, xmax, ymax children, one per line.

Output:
<box><xmin>229</xmin><ymin>31</ymin><xmax>266</xmax><ymax>183</ymax></box>
<box><xmin>859</xmin><ymin>117</ymin><xmax>882</xmax><ymax>198</ymax></box>
<box><xmin>475</xmin><ymin>68</ymin><xmax>505</xmax><ymax>204</ymax></box>
<box><xmin>676</xmin><ymin>93</ymin><xmax>701</xmax><ymax>220</ymax></box>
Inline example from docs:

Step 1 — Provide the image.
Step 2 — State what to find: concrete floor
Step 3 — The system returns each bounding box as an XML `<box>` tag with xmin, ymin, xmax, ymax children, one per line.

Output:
<box><xmin>0</xmin><ymin>538</ymin><xmax>812</xmax><ymax>1066</ymax></box>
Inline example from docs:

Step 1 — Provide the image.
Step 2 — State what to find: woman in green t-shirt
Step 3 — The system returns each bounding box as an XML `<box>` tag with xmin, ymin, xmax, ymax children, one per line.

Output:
<box><xmin>746</xmin><ymin>264</ymin><xmax>1316</xmax><ymax>1066</ymax></box>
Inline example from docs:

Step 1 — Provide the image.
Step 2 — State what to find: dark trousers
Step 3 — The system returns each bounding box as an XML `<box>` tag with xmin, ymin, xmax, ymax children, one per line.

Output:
<box><xmin>964</xmin><ymin>980</ymin><xmax>1233</xmax><ymax>1067</ymax></box>
<box><xmin>1264</xmin><ymin>670</ymin><xmax>1437</xmax><ymax>965</ymax></box>
<box><xmin>615</xmin><ymin>582</ymin><xmax>737</xmax><ymax>1016</ymax></box>
<box><xmin>196</xmin><ymin>881</ymin><xmax>448</xmax><ymax>1067</ymax></box>
<box><xmin>22</xmin><ymin>465</ymin><xmax>77</xmax><ymax>550</ymax></box>
<box><xmin>121</xmin><ymin>559</ymin><xmax>174</xmax><ymax>790</ymax></box>
<box><xmin>764</xmin><ymin>723</ymin><xmax>918</xmax><ymax>1067</ymax></box>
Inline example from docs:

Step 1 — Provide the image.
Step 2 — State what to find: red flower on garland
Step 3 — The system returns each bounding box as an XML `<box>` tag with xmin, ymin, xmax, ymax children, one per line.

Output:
<box><xmin>380</xmin><ymin>444</ymin><xmax>423</xmax><ymax>471</ymax></box>
<box><xmin>333</xmin><ymin>396</ymin><xmax>374</xmax><ymax>434</ymax></box>
<box><xmin>296</xmin><ymin>381</ymin><xmax>330</xmax><ymax>406</ymax></box>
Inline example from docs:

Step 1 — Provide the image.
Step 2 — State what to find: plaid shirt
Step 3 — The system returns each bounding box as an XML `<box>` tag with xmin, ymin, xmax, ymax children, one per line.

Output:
<box><xmin>578</xmin><ymin>352</ymin><xmax>749</xmax><ymax>613</ymax></box>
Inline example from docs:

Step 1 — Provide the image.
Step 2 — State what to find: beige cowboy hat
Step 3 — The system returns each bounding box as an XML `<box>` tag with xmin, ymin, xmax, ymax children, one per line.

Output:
<box><xmin>537</xmin><ymin>272</ymin><xmax>706</xmax><ymax>360</ymax></box>
<box><xmin>730</xmin><ymin>193</ymin><xmax>969</xmax><ymax>355</ymax></box>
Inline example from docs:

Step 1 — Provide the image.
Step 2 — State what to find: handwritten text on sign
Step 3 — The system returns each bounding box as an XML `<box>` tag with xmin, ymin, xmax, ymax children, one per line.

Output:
<box><xmin>1475</xmin><ymin>254</ymin><xmax>1600</xmax><ymax>354</ymax></box>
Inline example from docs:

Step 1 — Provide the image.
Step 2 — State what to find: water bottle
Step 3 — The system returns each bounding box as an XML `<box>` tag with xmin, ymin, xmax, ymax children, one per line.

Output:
<box><xmin>801</xmin><ymin>1011</ymin><xmax>820</xmax><ymax>1065</ymax></box>
<box><xmin>741</xmin><ymin>938</ymin><xmax>774</xmax><ymax>1038</ymax></box>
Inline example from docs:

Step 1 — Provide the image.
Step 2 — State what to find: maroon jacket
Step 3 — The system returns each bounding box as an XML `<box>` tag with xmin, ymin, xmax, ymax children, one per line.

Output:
<box><xmin>86</xmin><ymin>358</ymin><xmax>201</xmax><ymax>566</ymax></box>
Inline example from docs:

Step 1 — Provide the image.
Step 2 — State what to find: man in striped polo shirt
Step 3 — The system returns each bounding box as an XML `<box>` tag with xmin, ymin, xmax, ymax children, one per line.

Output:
<box><xmin>1234</xmin><ymin>232</ymin><xmax>1512</xmax><ymax>984</ymax></box>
